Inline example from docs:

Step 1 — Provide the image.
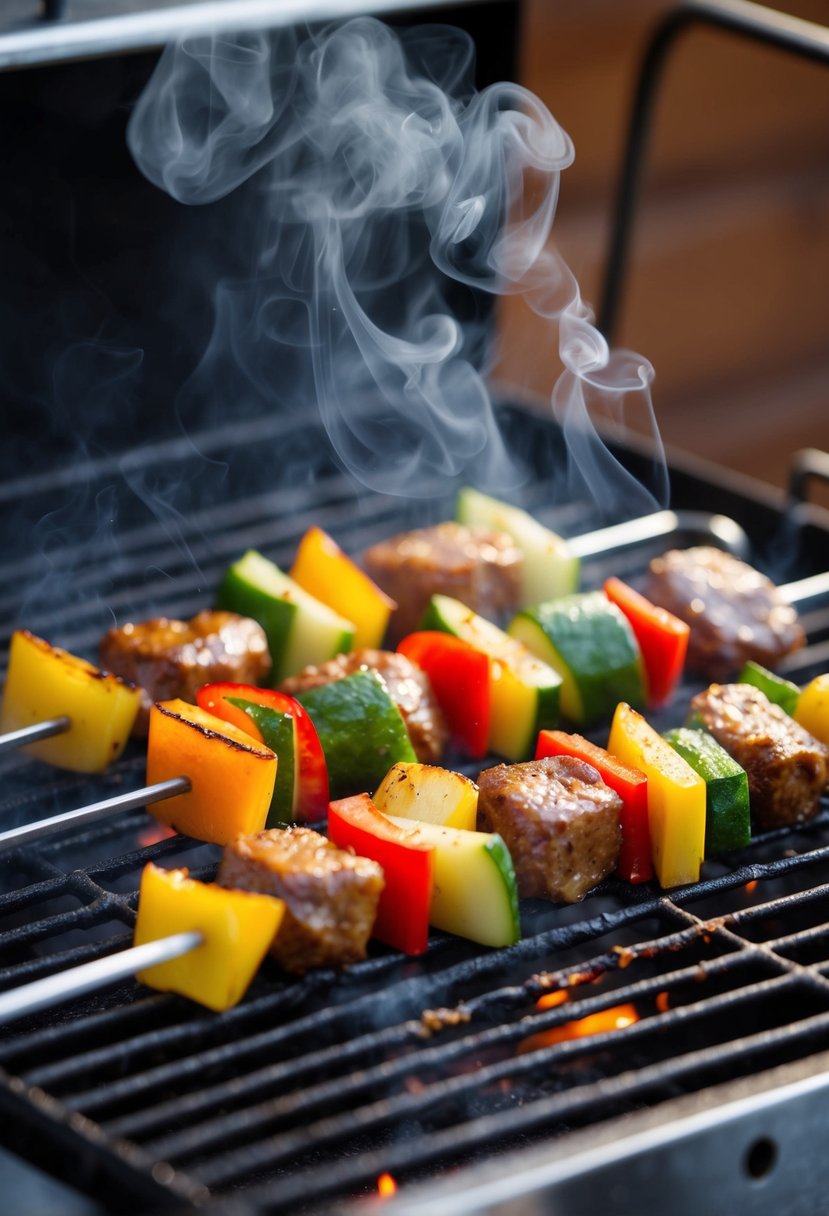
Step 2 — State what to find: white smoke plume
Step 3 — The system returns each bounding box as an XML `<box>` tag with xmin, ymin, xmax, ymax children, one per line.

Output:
<box><xmin>127</xmin><ymin>16</ymin><xmax>666</xmax><ymax>513</ymax></box>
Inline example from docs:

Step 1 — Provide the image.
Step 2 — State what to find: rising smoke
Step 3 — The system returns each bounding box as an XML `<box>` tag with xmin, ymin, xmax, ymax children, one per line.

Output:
<box><xmin>127</xmin><ymin>16</ymin><xmax>666</xmax><ymax>513</ymax></box>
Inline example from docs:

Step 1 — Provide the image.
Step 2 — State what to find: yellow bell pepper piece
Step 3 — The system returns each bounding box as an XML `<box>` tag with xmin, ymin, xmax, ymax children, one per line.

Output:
<box><xmin>0</xmin><ymin>629</ymin><xmax>140</xmax><ymax>772</ymax></box>
<box><xmin>794</xmin><ymin>674</ymin><xmax>829</xmax><ymax>745</ymax></box>
<box><xmin>489</xmin><ymin>658</ymin><xmax>543</xmax><ymax>761</ymax></box>
<box><xmin>134</xmin><ymin>863</ymin><xmax>284</xmax><ymax>1011</ymax></box>
<box><xmin>146</xmin><ymin>700</ymin><xmax>277</xmax><ymax>844</ymax></box>
<box><xmin>607</xmin><ymin>702</ymin><xmax>706</xmax><ymax>889</ymax></box>
<box><xmin>290</xmin><ymin>525</ymin><xmax>396</xmax><ymax>649</ymax></box>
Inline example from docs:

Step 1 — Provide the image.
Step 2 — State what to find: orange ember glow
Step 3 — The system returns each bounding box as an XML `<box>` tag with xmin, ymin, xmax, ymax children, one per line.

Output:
<box><xmin>137</xmin><ymin>822</ymin><xmax>176</xmax><ymax>847</ymax></box>
<box><xmin>536</xmin><ymin>989</ymin><xmax>570</xmax><ymax>1011</ymax></box>
<box><xmin>744</xmin><ymin>880</ymin><xmax>759</xmax><ymax>894</ymax></box>
<box><xmin>656</xmin><ymin>991</ymin><xmax>671</xmax><ymax>1013</ymax></box>
<box><xmin>377</xmin><ymin>1173</ymin><xmax>398</xmax><ymax>1199</ymax></box>
<box><xmin>520</xmin><ymin>1002</ymin><xmax>640</xmax><ymax>1054</ymax></box>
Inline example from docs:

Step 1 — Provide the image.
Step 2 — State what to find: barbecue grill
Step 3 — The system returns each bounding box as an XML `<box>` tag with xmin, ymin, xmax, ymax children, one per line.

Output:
<box><xmin>3</xmin><ymin>2</ymin><xmax>829</xmax><ymax>1214</ymax></box>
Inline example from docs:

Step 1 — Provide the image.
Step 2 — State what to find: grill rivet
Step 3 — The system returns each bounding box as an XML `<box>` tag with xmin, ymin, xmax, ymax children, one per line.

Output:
<box><xmin>744</xmin><ymin>1136</ymin><xmax>778</xmax><ymax>1181</ymax></box>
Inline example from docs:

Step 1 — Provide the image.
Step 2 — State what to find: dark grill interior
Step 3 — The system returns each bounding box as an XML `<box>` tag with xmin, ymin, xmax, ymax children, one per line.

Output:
<box><xmin>3</xmin><ymin>404</ymin><xmax>829</xmax><ymax>1212</ymax></box>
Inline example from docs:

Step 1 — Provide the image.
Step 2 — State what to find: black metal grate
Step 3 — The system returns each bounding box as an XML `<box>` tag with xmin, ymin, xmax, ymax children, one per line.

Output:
<box><xmin>3</xmin><ymin>404</ymin><xmax>829</xmax><ymax>1213</ymax></box>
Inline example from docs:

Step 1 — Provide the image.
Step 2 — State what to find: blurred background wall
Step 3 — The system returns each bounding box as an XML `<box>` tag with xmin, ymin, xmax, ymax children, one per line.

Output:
<box><xmin>497</xmin><ymin>0</ymin><xmax>829</xmax><ymax>495</ymax></box>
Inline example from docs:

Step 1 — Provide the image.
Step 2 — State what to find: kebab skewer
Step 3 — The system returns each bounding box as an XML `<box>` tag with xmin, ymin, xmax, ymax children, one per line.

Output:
<box><xmin>0</xmin><ymin>504</ymin><xmax>814</xmax><ymax>851</ymax></box>
<box><xmin>0</xmin><ymin>861</ymin><xmax>287</xmax><ymax>1025</ymax></box>
<box><xmin>0</xmin><ymin>499</ymin><xmax>817</xmax><ymax>865</ymax></box>
<box><xmin>0</xmin><ymin>495</ymin><xmax>826</xmax><ymax>1037</ymax></box>
<box><xmin>0</xmin><ymin>501</ymin><xmax>742</xmax><ymax>866</ymax></box>
<box><xmin>1</xmin><ymin>607</ymin><xmax>828</xmax><ymax>1025</ymax></box>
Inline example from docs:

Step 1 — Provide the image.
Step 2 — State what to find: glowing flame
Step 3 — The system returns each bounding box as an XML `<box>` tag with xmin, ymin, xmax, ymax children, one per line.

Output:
<box><xmin>656</xmin><ymin>991</ymin><xmax>671</xmax><ymax>1013</ymax></box>
<box><xmin>377</xmin><ymin>1173</ymin><xmax>398</xmax><ymax>1199</ymax></box>
<box><xmin>536</xmin><ymin>989</ymin><xmax>570</xmax><ymax>1011</ymax></box>
<box><xmin>519</xmin><ymin>1002</ymin><xmax>640</xmax><ymax>1054</ymax></box>
<box><xmin>138</xmin><ymin>822</ymin><xmax>176</xmax><ymax>847</ymax></box>
<box><xmin>744</xmin><ymin>880</ymin><xmax>759</xmax><ymax>894</ymax></box>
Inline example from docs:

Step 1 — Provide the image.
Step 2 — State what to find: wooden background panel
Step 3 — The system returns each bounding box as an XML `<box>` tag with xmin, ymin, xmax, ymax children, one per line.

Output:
<box><xmin>499</xmin><ymin>0</ymin><xmax>829</xmax><ymax>491</ymax></box>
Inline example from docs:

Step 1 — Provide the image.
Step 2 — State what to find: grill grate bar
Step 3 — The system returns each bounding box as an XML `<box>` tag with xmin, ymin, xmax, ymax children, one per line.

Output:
<box><xmin>11</xmin><ymin>895</ymin><xmax>696</xmax><ymax>1096</ymax></box>
<box><xmin>250</xmin><ymin>1009</ymin><xmax>829</xmax><ymax>1215</ymax></box>
<box><xmin>196</xmin><ymin>983</ymin><xmax>829</xmax><ymax>1197</ymax></box>
<box><xmin>103</xmin><ymin>927</ymin><xmax>765</xmax><ymax>1144</ymax></box>
<box><xmin>138</xmin><ymin>955</ymin><xmax>799</xmax><ymax>1168</ymax></box>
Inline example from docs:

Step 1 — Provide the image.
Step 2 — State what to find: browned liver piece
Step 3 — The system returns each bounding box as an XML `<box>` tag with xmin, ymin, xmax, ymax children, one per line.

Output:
<box><xmin>100</xmin><ymin>610</ymin><xmax>271</xmax><ymax>736</ymax></box>
<box><xmin>477</xmin><ymin>755</ymin><xmax>622</xmax><ymax>903</ymax></box>
<box><xmin>690</xmin><ymin>682</ymin><xmax>829</xmax><ymax>829</ymax></box>
<box><xmin>281</xmin><ymin>647</ymin><xmax>448</xmax><ymax>763</ymax></box>
<box><xmin>645</xmin><ymin>546</ymin><xmax>804</xmax><ymax>680</ymax></box>
<box><xmin>362</xmin><ymin>521</ymin><xmax>523</xmax><ymax>641</ymax></box>
<box><xmin>218</xmin><ymin>827</ymin><xmax>384</xmax><ymax>974</ymax></box>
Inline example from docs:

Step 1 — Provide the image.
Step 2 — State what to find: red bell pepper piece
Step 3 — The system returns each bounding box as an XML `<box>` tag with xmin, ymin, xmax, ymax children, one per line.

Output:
<box><xmin>603</xmin><ymin>577</ymin><xmax>689</xmax><ymax>709</ymax></box>
<box><xmin>327</xmin><ymin>793</ymin><xmax>434</xmax><ymax>956</ymax></box>
<box><xmin>535</xmin><ymin>728</ymin><xmax>653</xmax><ymax>884</ymax></box>
<box><xmin>197</xmin><ymin>682</ymin><xmax>329</xmax><ymax>822</ymax></box>
<box><xmin>397</xmin><ymin>630</ymin><xmax>491</xmax><ymax>759</ymax></box>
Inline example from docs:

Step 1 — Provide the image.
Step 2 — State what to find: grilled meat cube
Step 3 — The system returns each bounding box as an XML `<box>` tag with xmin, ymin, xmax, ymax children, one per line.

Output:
<box><xmin>100</xmin><ymin>610</ymin><xmax>270</xmax><ymax>736</ymax></box>
<box><xmin>280</xmin><ymin>647</ymin><xmax>448</xmax><ymax>762</ymax></box>
<box><xmin>645</xmin><ymin>545</ymin><xmax>804</xmax><ymax>679</ymax></box>
<box><xmin>689</xmin><ymin>683</ymin><xmax>829</xmax><ymax>829</ymax></box>
<box><xmin>476</xmin><ymin>755</ymin><xmax>622</xmax><ymax>903</ymax></box>
<box><xmin>362</xmin><ymin>521</ymin><xmax>523</xmax><ymax>641</ymax></box>
<box><xmin>218</xmin><ymin>827</ymin><xmax>384</xmax><ymax>974</ymax></box>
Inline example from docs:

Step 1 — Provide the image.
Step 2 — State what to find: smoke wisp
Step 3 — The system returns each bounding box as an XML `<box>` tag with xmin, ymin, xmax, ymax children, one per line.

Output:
<box><xmin>127</xmin><ymin>16</ymin><xmax>666</xmax><ymax>514</ymax></box>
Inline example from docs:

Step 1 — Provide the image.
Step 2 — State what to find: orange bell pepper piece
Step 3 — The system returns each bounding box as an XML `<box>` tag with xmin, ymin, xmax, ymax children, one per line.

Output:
<box><xmin>146</xmin><ymin>700</ymin><xmax>277</xmax><ymax>844</ymax></box>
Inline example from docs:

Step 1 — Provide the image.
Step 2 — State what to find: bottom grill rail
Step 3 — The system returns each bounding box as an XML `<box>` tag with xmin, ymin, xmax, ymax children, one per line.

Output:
<box><xmin>2</xmin><ymin>405</ymin><xmax>829</xmax><ymax>1213</ymax></box>
<box><xmin>383</xmin><ymin>1047</ymin><xmax>829</xmax><ymax>1216</ymax></box>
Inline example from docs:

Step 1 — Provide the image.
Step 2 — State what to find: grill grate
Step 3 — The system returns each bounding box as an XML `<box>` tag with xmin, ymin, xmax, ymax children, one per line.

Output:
<box><xmin>3</xmin><ymin>404</ymin><xmax>829</xmax><ymax>1212</ymax></box>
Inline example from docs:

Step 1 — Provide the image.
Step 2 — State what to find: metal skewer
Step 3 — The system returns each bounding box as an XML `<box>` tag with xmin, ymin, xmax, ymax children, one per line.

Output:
<box><xmin>779</xmin><ymin>571</ymin><xmax>829</xmax><ymax>607</ymax></box>
<box><xmin>566</xmin><ymin>508</ymin><xmax>750</xmax><ymax>561</ymax></box>
<box><xmin>0</xmin><ymin>930</ymin><xmax>203</xmax><ymax>1025</ymax></box>
<box><xmin>0</xmin><ymin>715</ymin><xmax>70</xmax><ymax>754</ymax></box>
<box><xmin>0</xmin><ymin>776</ymin><xmax>191</xmax><ymax>855</ymax></box>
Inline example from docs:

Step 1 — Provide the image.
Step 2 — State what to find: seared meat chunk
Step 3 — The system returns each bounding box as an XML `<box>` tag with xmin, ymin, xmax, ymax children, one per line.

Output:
<box><xmin>280</xmin><ymin>648</ymin><xmax>448</xmax><ymax>763</ymax></box>
<box><xmin>689</xmin><ymin>683</ymin><xmax>828</xmax><ymax>829</ymax></box>
<box><xmin>362</xmin><ymin>521</ymin><xmax>522</xmax><ymax>641</ymax></box>
<box><xmin>645</xmin><ymin>546</ymin><xmax>804</xmax><ymax>679</ymax></box>
<box><xmin>218</xmin><ymin>827</ymin><xmax>384</xmax><ymax>974</ymax></box>
<box><xmin>477</xmin><ymin>755</ymin><xmax>622</xmax><ymax>903</ymax></box>
<box><xmin>100</xmin><ymin>610</ymin><xmax>271</xmax><ymax>736</ymax></box>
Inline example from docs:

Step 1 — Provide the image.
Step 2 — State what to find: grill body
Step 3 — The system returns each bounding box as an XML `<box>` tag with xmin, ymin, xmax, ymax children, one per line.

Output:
<box><xmin>3</xmin><ymin>403</ymin><xmax>829</xmax><ymax>1216</ymax></box>
<box><xmin>4</xmin><ymin>5</ymin><xmax>829</xmax><ymax>1215</ymax></box>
